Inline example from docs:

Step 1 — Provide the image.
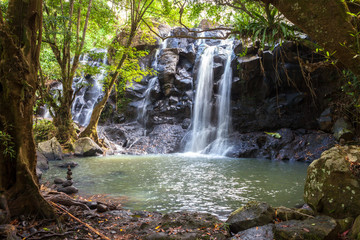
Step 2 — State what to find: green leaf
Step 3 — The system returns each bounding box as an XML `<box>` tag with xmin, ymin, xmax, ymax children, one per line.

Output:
<box><xmin>264</xmin><ymin>132</ymin><xmax>282</xmax><ymax>139</ymax></box>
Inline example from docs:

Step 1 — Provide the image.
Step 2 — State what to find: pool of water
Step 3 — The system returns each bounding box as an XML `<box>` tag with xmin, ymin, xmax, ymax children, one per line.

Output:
<box><xmin>42</xmin><ymin>154</ymin><xmax>308</xmax><ymax>219</ymax></box>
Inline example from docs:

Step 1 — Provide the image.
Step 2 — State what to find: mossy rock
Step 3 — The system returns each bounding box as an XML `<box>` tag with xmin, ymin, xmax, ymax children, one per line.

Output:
<box><xmin>304</xmin><ymin>145</ymin><xmax>360</xmax><ymax>218</ymax></box>
<box><xmin>226</xmin><ymin>201</ymin><xmax>274</xmax><ymax>233</ymax></box>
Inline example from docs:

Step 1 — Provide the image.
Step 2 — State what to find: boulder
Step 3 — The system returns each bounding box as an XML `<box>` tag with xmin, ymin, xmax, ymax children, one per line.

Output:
<box><xmin>304</xmin><ymin>145</ymin><xmax>360</xmax><ymax>218</ymax></box>
<box><xmin>74</xmin><ymin>137</ymin><xmax>103</xmax><ymax>156</ymax></box>
<box><xmin>37</xmin><ymin>137</ymin><xmax>63</xmax><ymax>160</ymax></box>
<box><xmin>230</xmin><ymin>224</ymin><xmax>274</xmax><ymax>240</ymax></box>
<box><xmin>274</xmin><ymin>215</ymin><xmax>338</xmax><ymax>240</ymax></box>
<box><xmin>54</xmin><ymin>178</ymin><xmax>65</xmax><ymax>184</ymax></box>
<box><xmin>333</xmin><ymin>117</ymin><xmax>354</xmax><ymax>141</ymax></box>
<box><xmin>318</xmin><ymin>108</ymin><xmax>333</xmax><ymax>132</ymax></box>
<box><xmin>57</xmin><ymin>186</ymin><xmax>78</xmax><ymax>194</ymax></box>
<box><xmin>36</xmin><ymin>150</ymin><xmax>49</xmax><ymax>170</ymax></box>
<box><xmin>226</xmin><ymin>201</ymin><xmax>275</xmax><ymax>233</ymax></box>
<box><xmin>97</xmin><ymin>204</ymin><xmax>108</xmax><ymax>213</ymax></box>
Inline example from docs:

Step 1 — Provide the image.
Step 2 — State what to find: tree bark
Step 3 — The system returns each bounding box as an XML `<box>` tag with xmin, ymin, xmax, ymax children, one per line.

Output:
<box><xmin>0</xmin><ymin>0</ymin><xmax>54</xmax><ymax>218</ymax></box>
<box><xmin>267</xmin><ymin>0</ymin><xmax>360</xmax><ymax>75</ymax></box>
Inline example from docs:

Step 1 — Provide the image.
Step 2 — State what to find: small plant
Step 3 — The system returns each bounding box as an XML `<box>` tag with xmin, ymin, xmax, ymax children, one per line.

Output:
<box><xmin>33</xmin><ymin>119</ymin><xmax>56</xmax><ymax>143</ymax></box>
<box><xmin>0</xmin><ymin>130</ymin><xmax>15</xmax><ymax>160</ymax></box>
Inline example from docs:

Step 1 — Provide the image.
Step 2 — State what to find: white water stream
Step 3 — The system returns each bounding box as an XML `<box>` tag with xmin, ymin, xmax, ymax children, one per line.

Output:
<box><xmin>186</xmin><ymin>39</ymin><xmax>234</xmax><ymax>155</ymax></box>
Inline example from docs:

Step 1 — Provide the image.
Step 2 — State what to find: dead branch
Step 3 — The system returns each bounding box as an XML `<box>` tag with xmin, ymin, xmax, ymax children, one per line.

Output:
<box><xmin>49</xmin><ymin>201</ymin><xmax>111</xmax><ymax>240</ymax></box>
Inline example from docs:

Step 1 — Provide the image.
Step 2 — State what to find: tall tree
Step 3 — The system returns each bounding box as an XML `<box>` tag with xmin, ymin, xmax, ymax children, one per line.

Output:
<box><xmin>0</xmin><ymin>0</ymin><xmax>54</xmax><ymax>217</ymax></box>
<box><xmin>42</xmin><ymin>0</ymin><xmax>93</xmax><ymax>146</ymax></box>
<box><xmin>80</xmin><ymin>0</ymin><xmax>155</xmax><ymax>143</ymax></box>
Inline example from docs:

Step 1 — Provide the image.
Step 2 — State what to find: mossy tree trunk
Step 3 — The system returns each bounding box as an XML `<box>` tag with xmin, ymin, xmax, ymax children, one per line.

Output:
<box><xmin>80</xmin><ymin>0</ymin><xmax>154</xmax><ymax>144</ymax></box>
<box><xmin>265</xmin><ymin>0</ymin><xmax>360</xmax><ymax>75</ymax></box>
<box><xmin>0</xmin><ymin>0</ymin><xmax>54</xmax><ymax>218</ymax></box>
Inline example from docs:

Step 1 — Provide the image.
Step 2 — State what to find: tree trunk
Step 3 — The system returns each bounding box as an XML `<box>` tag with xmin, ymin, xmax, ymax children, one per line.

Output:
<box><xmin>267</xmin><ymin>0</ymin><xmax>360</xmax><ymax>75</ymax></box>
<box><xmin>80</xmin><ymin>34</ymin><xmax>134</xmax><ymax>144</ymax></box>
<box><xmin>53</xmin><ymin>82</ymin><xmax>77</xmax><ymax>147</ymax></box>
<box><xmin>0</xmin><ymin>0</ymin><xmax>54</xmax><ymax>218</ymax></box>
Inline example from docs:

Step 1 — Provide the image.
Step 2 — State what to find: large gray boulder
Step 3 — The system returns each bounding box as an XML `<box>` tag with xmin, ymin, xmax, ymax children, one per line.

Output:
<box><xmin>36</xmin><ymin>150</ymin><xmax>49</xmax><ymax>170</ymax></box>
<box><xmin>37</xmin><ymin>137</ymin><xmax>63</xmax><ymax>160</ymax></box>
<box><xmin>74</xmin><ymin>137</ymin><xmax>103</xmax><ymax>156</ymax></box>
<box><xmin>226</xmin><ymin>201</ymin><xmax>275</xmax><ymax>233</ymax></box>
<box><xmin>304</xmin><ymin>145</ymin><xmax>360</xmax><ymax>218</ymax></box>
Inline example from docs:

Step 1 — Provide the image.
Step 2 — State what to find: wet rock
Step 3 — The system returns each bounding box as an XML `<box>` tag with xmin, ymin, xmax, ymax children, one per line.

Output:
<box><xmin>333</xmin><ymin>117</ymin><xmax>354</xmax><ymax>141</ymax></box>
<box><xmin>157</xmin><ymin>49</ymin><xmax>179</xmax><ymax>96</ymax></box>
<box><xmin>86</xmin><ymin>201</ymin><xmax>98</xmax><ymax>210</ymax></box>
<box><xmin>226</xmin><ymin>201</ymin><xmax>275</xmax><ymax>233</ymax></box>
<box><xmin>57</xmin><ymin>161</ymin><xmax>78</xmax><ymax>168</ymax></box>
<box><xmin>230</xmin><ymin>224</ymin><xmax>274</xmax><ymax>240</ymax></box>
<box><xmin>36</xmin><ymin>150</ymin><xmax>49</xmax><ymax>170</ymax></box>
<box><xmin>304</xmin><ymin>145</ymin><xmax>360</xmax><ymax>218</ymax></box>
<box><xmin>318</xmin><ymin>108</ymin><xmax>333</xmax><ymax>132</ymax></box>
<box><xmin>57</xmin><ymin>186</ymin><xmax>78</xmax><ymax>194</ymax></box>
<box><xmin>54</xmin><ymin>178</ymin><xmax>65</xmax><ymax>184</ymax></box>
<box><xmin>62</xmin><ymin>180</ymin><xmax>73</xmax><ymax>187</ymax></box>
<box><xmin>274</xmin><ymin>215</ymin><xmax>338</xmax><ymax>240</ymax></box>
<box><xmin>74</xmin><ymin>137</ymin><xmax>103</xmax><ymax>156</ymax></box>
<box><xmin>227</xmin><ymin>129</ymin><xmax>335</xmax><ymax>162</ymax></box>
<box><xmin>97</xmin><ymin>204</ymin><xmax>108</xmax><ymax>213</ymax></box>
<box><xmin>38</xmin><ymin>137</ymin><xmax>63</xmax><ymax>160</ymax></box>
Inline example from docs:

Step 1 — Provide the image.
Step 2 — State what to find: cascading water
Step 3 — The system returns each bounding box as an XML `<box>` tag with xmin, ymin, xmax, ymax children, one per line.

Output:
<box><xmin>185</xmin><ymin>38</ymin><xmax>234</xmax><ymax>155</ymax></box>
<box><xmin>42</xmin><ymin>49</ymin><xmax>107</xmax><ymax>125</ymax></box>
<box><xmin>72</xmin><ymin>49</ymin><xmax>107</xmax><ymax>126</ymax></box>
<box><xmin>137</xmin><ymin>38</ymin><xmax>168</xmax><ymax>127</ymax></box>
<box><xmin>207</xmin><ymin>40</ymin><xmax>233</xmax><ymax>154</ymax></box>
<box><xmin>185</xmin><ymin>46</ymin><xmax>217</xmax><ymax>152</ymax></box>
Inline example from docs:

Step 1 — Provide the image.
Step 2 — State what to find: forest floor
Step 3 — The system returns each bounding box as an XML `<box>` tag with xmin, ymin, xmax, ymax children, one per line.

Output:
<box><xmin>11</xmin><ymin>187</ymin><xmax>229</xmax><ymax>240</ymax></box>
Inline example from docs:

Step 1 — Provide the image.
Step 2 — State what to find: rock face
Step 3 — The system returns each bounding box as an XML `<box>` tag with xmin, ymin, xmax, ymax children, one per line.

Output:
<box><xmin>304</xmin><ymin>145</ymin><xmax>360</xmax><ymax>218</ymax></box>
<box><xmin>227</xmin><ymin>128</ymin><xmax>335</xmax><ymax>161</ymax></box>
<box><xmin>37</xmin><ymin>137</ymin><xmax>63</xmax><ymax>160</ymax></box>
<box><xmin>226</xmin><ymin>201</ymin><xmax>274</xmax><ymax>233</ymax></box>
<box><xmin>96</xmin><ymin>27</ymin><xmax>341</xmax><ymax>157</ymax></box>
<box><xmin>74</xmin><ymin>137</ymin><xmax>103</xmax><ymax>156</ymax></box>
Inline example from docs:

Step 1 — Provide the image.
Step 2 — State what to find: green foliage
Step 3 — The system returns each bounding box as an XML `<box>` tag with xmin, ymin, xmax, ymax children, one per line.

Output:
<box><xmin>0</xmin><ymin>130</ymin><xmax>15</xmax><ymax>160</ymax></box>
<box><xmin>0</xmin><ymin>0</ymin><xmax>8</xmax><ymax>17</ymax></box>
<box><xmin>33</xmin><ymin>119</ymin><xmax>56</xmax><ymax>143</ymax></box>
<box><xmin>338</xmin><ymin>70</ymin><xmax>360</xmax><ymax>127</ymax></box>
<box><xmin>40</xmin><ymin>46</ymin><xmax>61</xmax><ymax>81</ymax></box>
<box><xmin>233</xmin><ymin>3</ymin><xmax>298</xmax><ymax>49</ymax></box>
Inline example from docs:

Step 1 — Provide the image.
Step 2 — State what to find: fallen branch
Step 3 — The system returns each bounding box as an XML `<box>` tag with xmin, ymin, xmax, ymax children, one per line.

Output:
<box><xmin>49</xmin><ymin>201</ymin><xmax>111</xmax><ymax>240</ymax></box>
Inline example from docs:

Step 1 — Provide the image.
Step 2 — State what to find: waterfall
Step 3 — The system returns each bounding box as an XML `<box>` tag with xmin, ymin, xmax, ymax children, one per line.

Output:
<box><xmin>186</xmin><ymin>46</ymin><xmax>216</xmax><ymax>152</ymax></box>
<box><xmin>42</xmin><ymin>49</ymin><xmax>107</xmax><ymax>127</ymax></box>
<box><xmin>72</xmin><ymin>49</ymin><xmax>107</xmax><ymax>126</ymax></box>
<box><xmin>137</xmin><ymin>38</ymin><xmax>168</xmax><ymax>127</ymax></box>
<box><xmin>208</xmin><ymin>40</ymin><xmax>233</xmax><ymax>154</ymax></box>
<box><xmin>185</xmin><ymin>39</ymin><xmax>234</xmax><ymax>155</ymax></box>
